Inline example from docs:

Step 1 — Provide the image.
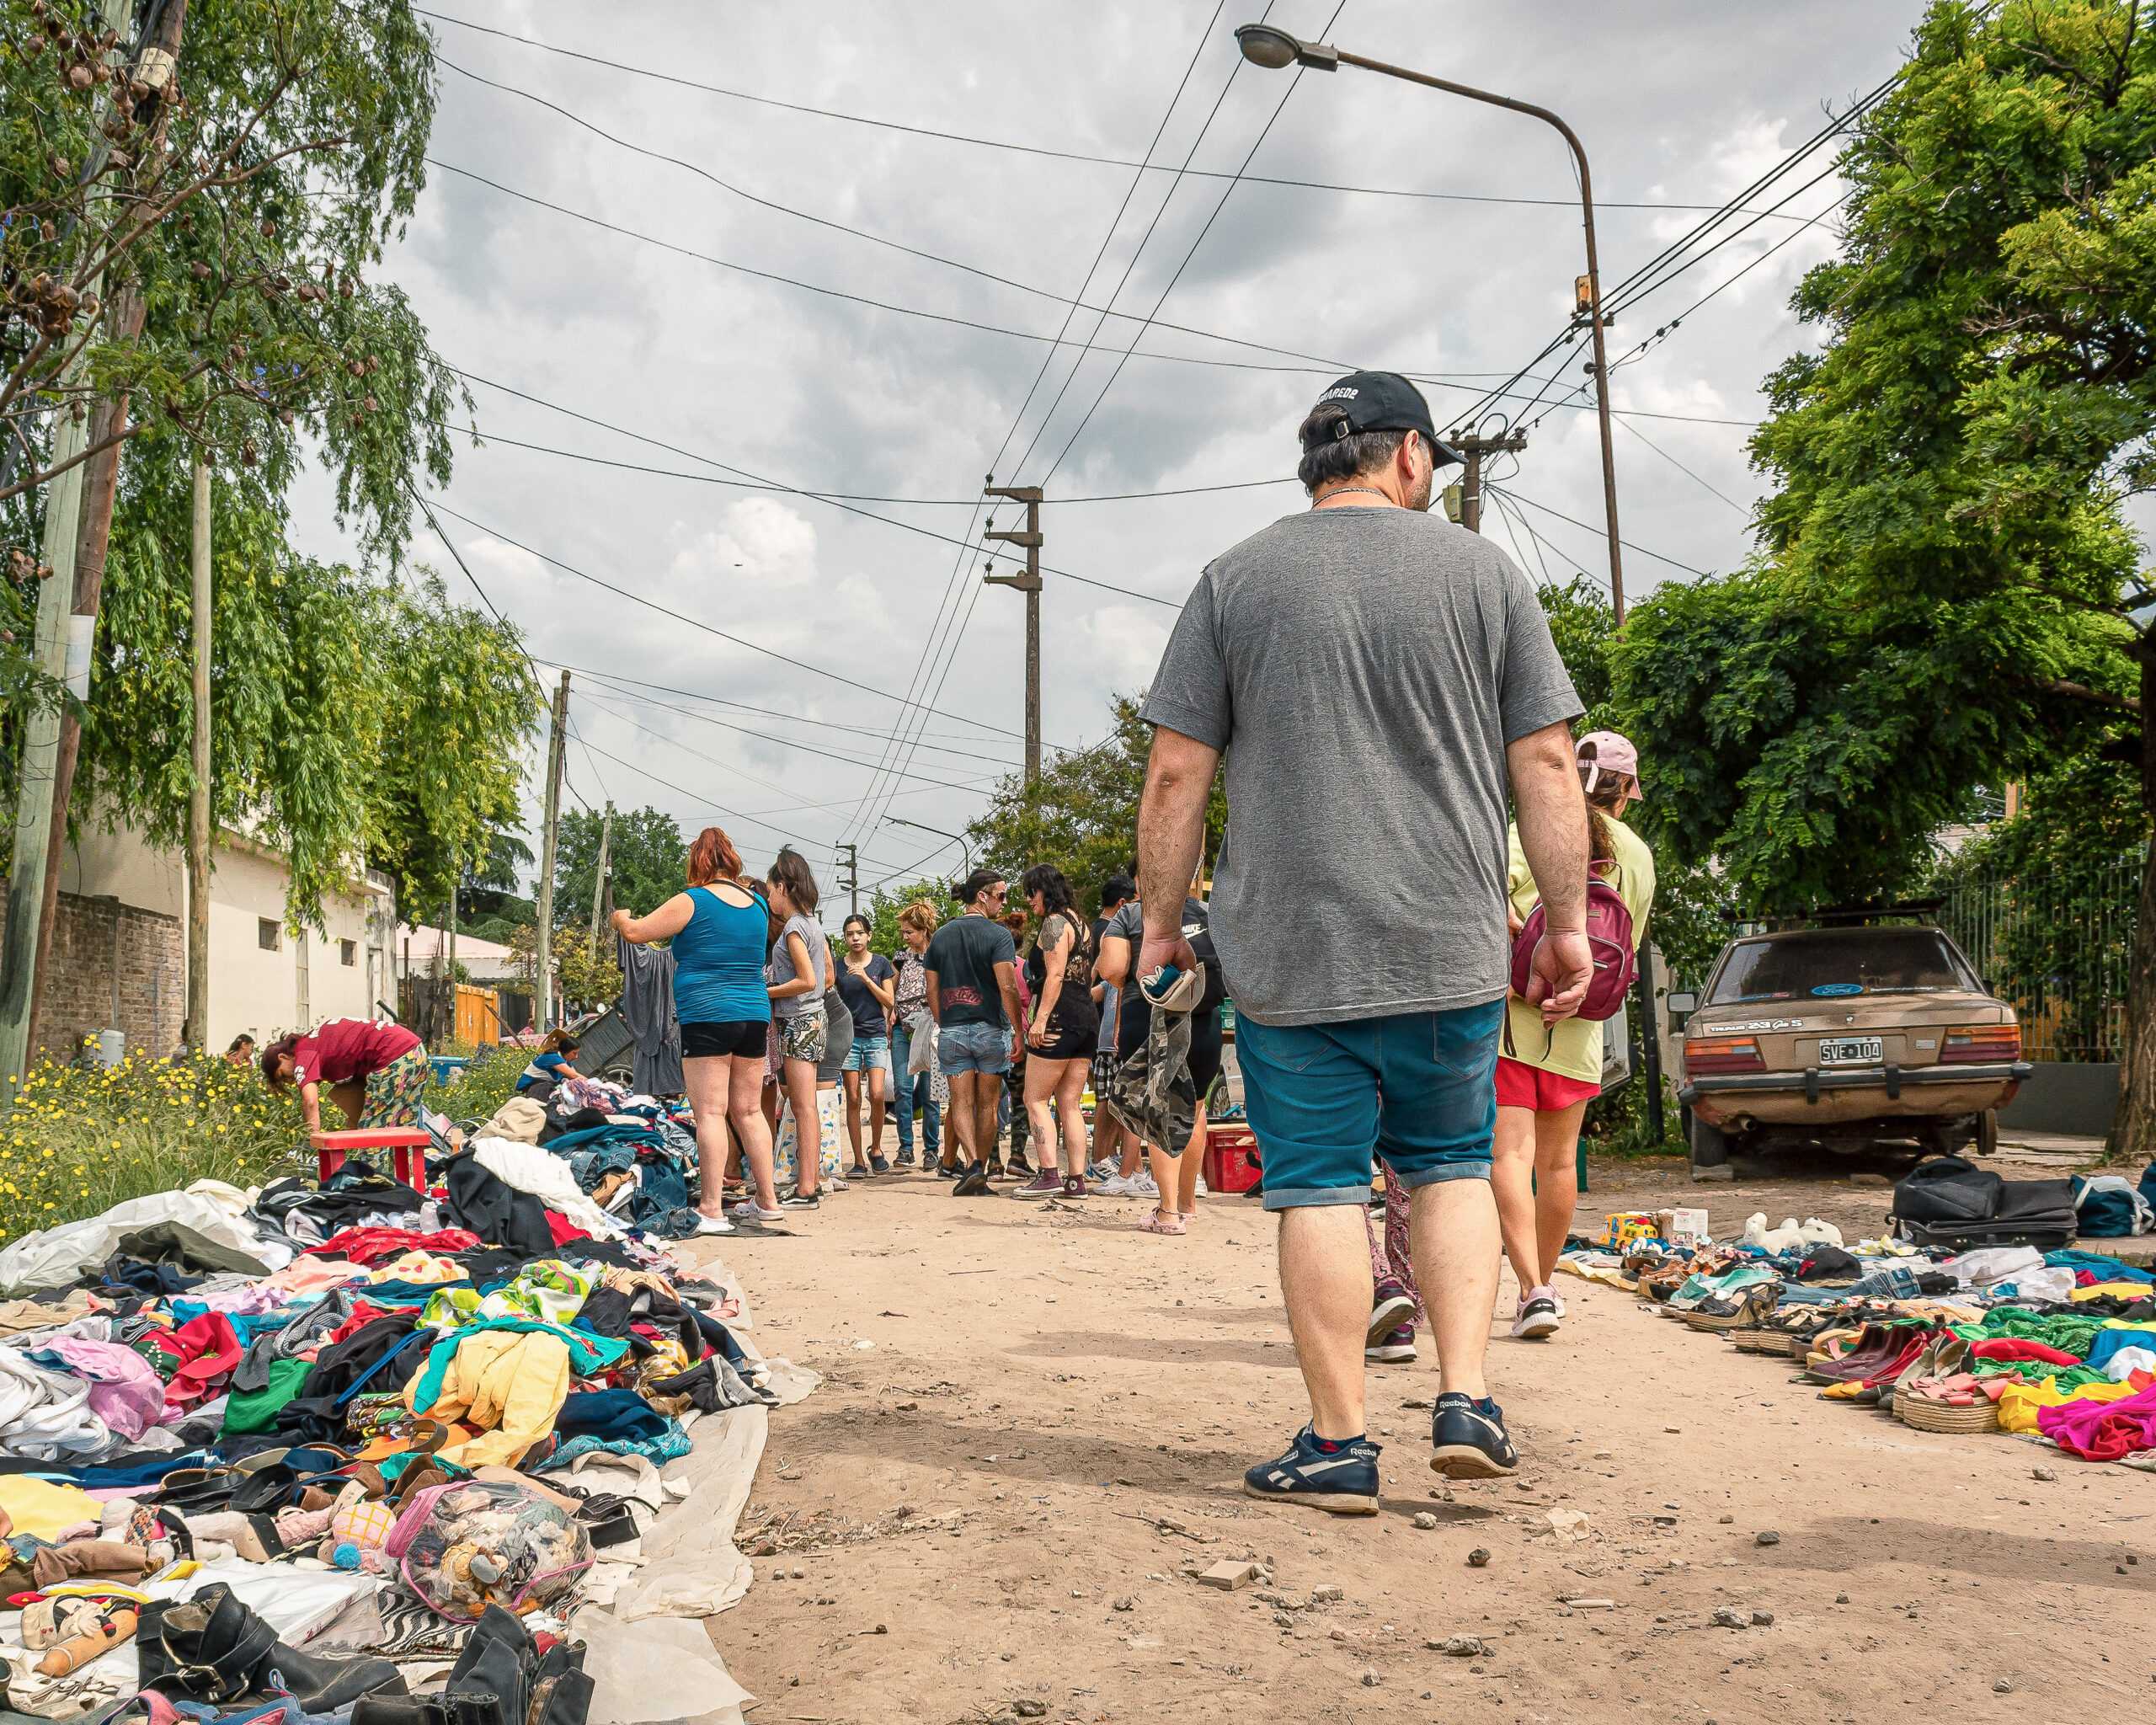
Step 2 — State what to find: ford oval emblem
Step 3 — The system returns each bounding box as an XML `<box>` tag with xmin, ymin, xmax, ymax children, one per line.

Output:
<box><xmin>1811</xmin><ymin>983</ymin><xmax>1863</xmax><ymax>996</ymax></box>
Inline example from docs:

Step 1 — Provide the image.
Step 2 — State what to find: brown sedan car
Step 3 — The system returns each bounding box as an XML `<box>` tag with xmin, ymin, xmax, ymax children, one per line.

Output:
<box><xmin>1677</xmin><ymin>924</ymin><xmax>2031</xmax><ymax>1174</ymax></box>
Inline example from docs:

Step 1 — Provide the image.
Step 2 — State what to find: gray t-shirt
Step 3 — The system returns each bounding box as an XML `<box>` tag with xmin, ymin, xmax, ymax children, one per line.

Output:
<box><xmin>768</xmin><ymin>913</ymin><xmax>829</xmax><ymax>1020</ymax></box>
<box><xmin>1140</xmin><ymin>507</ymin><xmax>1582</xmax><ymax>1026</ymax></box>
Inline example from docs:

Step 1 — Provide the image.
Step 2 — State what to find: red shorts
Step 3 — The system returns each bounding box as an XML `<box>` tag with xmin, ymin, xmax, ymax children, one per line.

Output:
<box><xmin>1494</xmin><ymin>1056</ymin><xmax>1600</xmax><ymax>1113</ymax></box>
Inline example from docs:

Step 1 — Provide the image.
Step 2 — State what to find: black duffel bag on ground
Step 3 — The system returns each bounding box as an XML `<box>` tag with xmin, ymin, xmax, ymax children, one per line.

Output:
<box><xmin>1892</xmin><ymin>1156</ymin><xmax>2003</xmax><ymax>1224</ymax></box>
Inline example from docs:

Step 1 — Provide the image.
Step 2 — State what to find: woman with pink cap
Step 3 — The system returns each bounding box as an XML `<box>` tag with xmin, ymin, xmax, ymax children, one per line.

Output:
<box><xmin>1492</xmin><ymin>730</ymin><xmax>1656</xmax><ymax>1341</ymax></box>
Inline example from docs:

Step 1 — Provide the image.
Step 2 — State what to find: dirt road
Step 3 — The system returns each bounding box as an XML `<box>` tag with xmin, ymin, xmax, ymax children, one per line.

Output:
<box><xmin>705</xmin><ymin>1153</ymin><xmax>2153</xmax><ymax>1722</ymax></box>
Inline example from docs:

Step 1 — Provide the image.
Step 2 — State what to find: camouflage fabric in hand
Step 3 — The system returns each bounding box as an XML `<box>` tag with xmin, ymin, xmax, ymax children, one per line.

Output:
<box><xmin>1101</xmin><ymin>966</ymin><xmax>1202</xmax><ymax>1158</ymax></box>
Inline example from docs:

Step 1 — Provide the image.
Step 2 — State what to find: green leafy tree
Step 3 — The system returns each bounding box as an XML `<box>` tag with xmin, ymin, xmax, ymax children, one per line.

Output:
<box><xmin>1605</xmin><ymin>0</ymin><xmax>2156</xmax><ymax>1151</ymax></box>
<box><xmin>860</xmin><ymin>875</ymin><xmax>951</xmax><ymax>957</ymax></box>
<box><xmin>552</xmin><ymin>806</ymin><xmax>687</xmax><ymax>926</ymax></box>
<box><xmin>967</xmin><ymin>694</ymin><xmax>1223</xmax><ymax>914</ymax></box>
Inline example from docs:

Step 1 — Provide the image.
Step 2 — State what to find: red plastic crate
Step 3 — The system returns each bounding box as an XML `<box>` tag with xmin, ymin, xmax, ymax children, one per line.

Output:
<box><xmin>1202</xmin><ymin>1124</ymin><xmax>1262</xmax><ymax>1194</ymax></box>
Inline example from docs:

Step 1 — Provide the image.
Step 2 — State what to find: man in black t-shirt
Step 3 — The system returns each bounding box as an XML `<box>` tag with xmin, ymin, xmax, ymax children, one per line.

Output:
<box><xmin>926</xmin><ymin>869</ymin><xmax>1024</xmax><ymax>1194</ymax></box>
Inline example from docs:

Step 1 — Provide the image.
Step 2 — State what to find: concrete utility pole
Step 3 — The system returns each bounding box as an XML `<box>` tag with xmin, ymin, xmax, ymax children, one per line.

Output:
<box><xmin>186</xmin><ymin>456</ymin><xmax>211</xmax><ymax>1050</ymax></box>
<box><xmin>1443</xmin><ymin>426</ymin><xmax>1529</xmax><ymax>534</ymax></box>
<box><xmin>534</xmin><ymin>672</ymin><xmax>569</xmax><ymax>1032</ymax></box>
<box><xmin>588</xmin><ymin>801</ymin><xmax>613</xmax><ymax>940</ymax></box>
<box><xmin>837</xmin><ymin>843</ymin><xmax>859</xmax><ymax>916</ymax></box>
<box><xmin>0</xmin><ymin>0</ymin><xmax>139</xmax><ymax>1092</ymax></box>
<box><xmin>983</xmin><ymin>479</ymin><xmax>1043</xmax><ymax>784</ymax></box>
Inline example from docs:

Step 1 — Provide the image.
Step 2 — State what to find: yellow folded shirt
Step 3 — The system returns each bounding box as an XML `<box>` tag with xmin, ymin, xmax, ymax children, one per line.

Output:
<box><xmin>0</xmin><ymin>1475</ymin><xmax>104</xmax><ymax>1542</ymax></box>
<box><xmin>2073</xmin><ymin>1283</ymin><xmax>2156</xmax><ymax>1302</ymax></box>
<box><xmin>1993</xmin><ymin>1375</ymin><xmax>2145</xmax><ymax>1434</ymax></box>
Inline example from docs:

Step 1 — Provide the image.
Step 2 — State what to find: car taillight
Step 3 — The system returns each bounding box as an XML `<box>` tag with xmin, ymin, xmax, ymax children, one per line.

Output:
<box><xmin>1940</xmin><ymin>1024</ymin><xmax>2020</xmax><ymax>1064</ymax></box>
<box><xmin>1685</xmin><ymin>1035</ymin><xmax>1764</xmax><ymax>1073</ymax></box>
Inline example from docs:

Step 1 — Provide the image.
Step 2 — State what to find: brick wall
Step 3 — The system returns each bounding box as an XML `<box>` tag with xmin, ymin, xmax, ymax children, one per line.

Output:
<box><xmin>28</xmin><ymin>891</ymin><xmax>186</xmax><ymax>1062</ymax></box>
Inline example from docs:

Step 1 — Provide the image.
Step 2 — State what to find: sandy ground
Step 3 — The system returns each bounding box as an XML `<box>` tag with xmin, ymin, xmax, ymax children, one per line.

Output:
<box><xmin>702</xmin><ymin>1146</ymin><xmax>2154</xmax><ymax>1724</ymax></box>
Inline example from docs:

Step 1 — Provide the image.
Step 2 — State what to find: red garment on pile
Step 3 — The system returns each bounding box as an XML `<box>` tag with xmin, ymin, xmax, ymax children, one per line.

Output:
<box><xmin>1971</xmin><ymin>1338</ymin><xmax>2083</xmax><ymax>1367</ymax></box>
<box><xmin>326</xmin><ymin>1300</ymin><xmax>404</xmax><ymax>1344</ymax></box>
<box><xmin>317</xmin><ymin>1226</ymin><xmax>480</xmax><ymax>1265</ymax></box>
<box><xmin>545</xmin><ymin>1213</ymin><xmax>591</xmax><ymax>1247</ymax></box>
<box><xmin>148</xmin><ymin>1312</ymin><xmax>241</xmax><ymax>1411</ymax></box>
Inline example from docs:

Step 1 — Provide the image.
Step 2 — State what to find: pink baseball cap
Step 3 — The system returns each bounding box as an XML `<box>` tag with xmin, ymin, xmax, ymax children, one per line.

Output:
<box><xmin>1577</xmin><ymin>730</ymin><xmax>1643</xmax><ymax>799</ymax></box>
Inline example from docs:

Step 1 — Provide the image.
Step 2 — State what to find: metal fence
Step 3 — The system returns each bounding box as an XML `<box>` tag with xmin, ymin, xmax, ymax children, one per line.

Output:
<box><xmin>1936</xmin><ymin>860</ymin><xmax>2140</xmax><ymax>1063</ymax></box>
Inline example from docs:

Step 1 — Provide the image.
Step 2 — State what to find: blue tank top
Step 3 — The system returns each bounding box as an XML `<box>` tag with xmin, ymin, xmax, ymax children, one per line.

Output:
<box><xmin>670</xmin><ymin>886</ymin><xmax>771</xmax><ymax>1025</ymax></box>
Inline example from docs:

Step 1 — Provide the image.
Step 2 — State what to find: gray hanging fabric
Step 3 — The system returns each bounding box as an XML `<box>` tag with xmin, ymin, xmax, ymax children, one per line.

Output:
<box><xmin>614</xmin><ymin>933</ymin><xmax>686</xmax><ymax>1096</ymax></box>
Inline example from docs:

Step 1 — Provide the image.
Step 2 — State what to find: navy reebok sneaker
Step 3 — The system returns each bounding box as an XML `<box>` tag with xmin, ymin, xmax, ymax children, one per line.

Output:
<box><xmin>1242</xmin><ymin>1424</ymin><xmax>1380</xmax><ymax>1514</ymax></box>
<box><xmin>1429</xmin><ymin>1392</ymin><xmax>1518</xmax><ymax>1479</ymax></box>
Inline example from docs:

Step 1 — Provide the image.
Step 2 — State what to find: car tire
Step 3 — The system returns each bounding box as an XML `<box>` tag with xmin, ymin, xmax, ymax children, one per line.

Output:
<box><xmin>1974</xmin><ymin>1107</ymin><xmax>1999</xmax><ymax>1157</ymax></box>
<box><xmin>1686</xmin><ymin>1108</ymin><xmax>1729</xmax><ymax>1170</ymax></box>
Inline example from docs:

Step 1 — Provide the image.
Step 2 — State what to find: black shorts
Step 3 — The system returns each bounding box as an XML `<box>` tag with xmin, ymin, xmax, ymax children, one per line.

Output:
<box><xmin>681</xmin><ymin>1019</ymin><xmax>768</xmax><ymax>1060</ymax></box>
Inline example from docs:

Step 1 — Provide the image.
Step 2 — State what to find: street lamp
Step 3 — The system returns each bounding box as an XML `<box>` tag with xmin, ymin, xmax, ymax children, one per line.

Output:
<box><xmin>1235</xmin><ymin>24</ymin><xmax>1628</xmax><ymax>622</ymax></box>
<box><xmin>883</xmin><ymin>816</ymin><xmax>974</xmax><ymax>875</ymax></box>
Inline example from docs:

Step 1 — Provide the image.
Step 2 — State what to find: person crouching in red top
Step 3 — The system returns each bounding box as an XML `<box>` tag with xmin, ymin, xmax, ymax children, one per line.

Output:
<box><xmin>261</xmin><ymin>1017</ymin><xmax>429</xmax><ymax>1131</ymax></box>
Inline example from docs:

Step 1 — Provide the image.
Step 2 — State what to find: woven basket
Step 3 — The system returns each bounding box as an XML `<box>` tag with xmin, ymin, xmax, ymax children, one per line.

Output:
<box><xmin>1896</xmin><ymin>1393</ymin><xmax>2001</xmax><ymax>1434</ymax></box>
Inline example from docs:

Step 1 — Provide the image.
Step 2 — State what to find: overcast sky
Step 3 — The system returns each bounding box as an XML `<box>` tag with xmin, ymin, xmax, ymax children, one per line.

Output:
<box><xmin>286</xmin><ymin>0</ymin><xmax>1934</xmax><ymax>912</ymax></box>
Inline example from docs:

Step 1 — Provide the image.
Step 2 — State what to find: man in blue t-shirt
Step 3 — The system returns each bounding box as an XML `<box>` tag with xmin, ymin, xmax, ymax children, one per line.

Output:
<box><xmin>925</xmin><ymin>868</ymin><xmax>1023</xmax><ymax>1196</ymax></box>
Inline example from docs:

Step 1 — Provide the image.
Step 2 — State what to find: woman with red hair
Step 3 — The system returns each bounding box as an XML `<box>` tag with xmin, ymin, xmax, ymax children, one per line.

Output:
<box><xmin>614</xmin><ymin>825</ymin><xmax>778</xmax><ymax>1231</ymax></box>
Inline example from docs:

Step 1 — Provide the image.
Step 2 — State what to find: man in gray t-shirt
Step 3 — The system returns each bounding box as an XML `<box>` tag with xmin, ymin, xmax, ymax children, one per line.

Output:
<box><xmin>1135</xmin><ymin>370</ymin><xmax>1594</xmax><ymax>1498</ymax></box>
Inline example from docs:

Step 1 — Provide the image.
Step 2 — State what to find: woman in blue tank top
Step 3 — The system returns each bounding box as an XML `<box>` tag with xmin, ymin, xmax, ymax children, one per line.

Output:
<box><xmin>613</xmin><ymin>825</ymin><xmax>778</xmax><ymax>1230</ymax></box>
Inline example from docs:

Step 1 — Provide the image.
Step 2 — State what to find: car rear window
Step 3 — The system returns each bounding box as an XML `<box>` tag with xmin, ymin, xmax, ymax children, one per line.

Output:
<box><xmin>1707</xmin><ymin>929</ymin><xmax>1976</xmax><ymax>1003</ymax></box>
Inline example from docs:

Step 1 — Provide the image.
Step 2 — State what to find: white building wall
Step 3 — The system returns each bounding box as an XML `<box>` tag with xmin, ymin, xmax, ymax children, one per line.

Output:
<box><xmin>64</xmin><ymin>813</ymin><xmax>392</xmax><ymax>1054</ymax></box>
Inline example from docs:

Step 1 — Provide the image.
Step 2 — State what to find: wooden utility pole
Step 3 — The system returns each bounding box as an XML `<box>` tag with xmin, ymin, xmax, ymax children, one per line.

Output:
<box><xmin>186</xmin><ymin>455</ymin><xmax>211</xmax><ymax>1050</ymax></box>
<box><xmin>837</xmin><ymin>842</ymin><xmax>858</xmax><ymax>916</ymax></box>
<box><xmin>1443</xmin><ymin>426</ymin><xmax>1528</xmax><ymax>534</ymax></box>
<box><xmin>534</xmin><ymin>672</ymin><xmax>569</xmax><ymax>1031</ymax></box>
<box><xmin>588</xmin><ymin>801</ymin><xmax>613</xmax><ymax>939</ymax></box>
<box><xmin>983</xmin><ymin>480</ymin><xmax>1043</xmax><ymax>784</ymax></box>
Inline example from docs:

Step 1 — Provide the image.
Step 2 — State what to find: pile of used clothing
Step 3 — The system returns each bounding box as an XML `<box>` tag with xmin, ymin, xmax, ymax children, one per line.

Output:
<box><xmin>1559</xmin><ymin>1165</ymin><xmax>2156</xmax><ymax>1467</ymax></box>
<box><xmin>0</xmin><ymin>1118</ymin><xmax>806</xmax><ymax>1725</ymax></box>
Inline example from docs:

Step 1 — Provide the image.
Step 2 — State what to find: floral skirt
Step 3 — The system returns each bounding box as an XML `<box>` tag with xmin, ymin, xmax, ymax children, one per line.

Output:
<box><xmin>361</xmin><ymin>1045</ymin><xmax>430</xmax><ymax>1127</ymax></box>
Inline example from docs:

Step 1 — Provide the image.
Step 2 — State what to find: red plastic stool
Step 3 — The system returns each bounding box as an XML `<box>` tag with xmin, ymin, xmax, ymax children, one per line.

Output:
<box><xmin>313</xmin><ymin>1127</ymin><xmax>433</xmax><ymax>1193</ymax></box>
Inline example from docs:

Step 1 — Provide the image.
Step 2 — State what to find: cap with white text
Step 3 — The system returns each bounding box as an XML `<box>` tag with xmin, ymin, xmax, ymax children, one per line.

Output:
<box><xmin>1304</xmin><ymin>371</ymin><xmax>1462</xmax><ymax>468</ymax></box>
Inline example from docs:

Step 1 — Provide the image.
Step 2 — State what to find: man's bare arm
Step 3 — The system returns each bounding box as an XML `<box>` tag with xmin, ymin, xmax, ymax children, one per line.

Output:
<box><xmin>1135</xmin><ymin>726</ymin><xmax>1219</xmax><ymax>973</ymax></box>
<box><xmin>1506</xmin><ymin>718</ymin><xmax>1593</xmax><ymax>1023</ymax></box>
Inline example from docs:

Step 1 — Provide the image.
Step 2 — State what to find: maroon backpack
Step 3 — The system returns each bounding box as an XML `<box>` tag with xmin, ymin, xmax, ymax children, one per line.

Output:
<box><xmin>1508</xmin><ymin>860</ymin><xmax>1636</xmax><ymax>1022</ymax></box>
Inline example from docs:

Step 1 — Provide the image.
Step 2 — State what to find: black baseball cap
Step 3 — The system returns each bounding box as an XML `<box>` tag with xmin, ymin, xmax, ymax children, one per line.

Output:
<box><xmin>1304</xmin><ymin>371</ymin><xmax>1462</xmax><ymax>468</ymax></box>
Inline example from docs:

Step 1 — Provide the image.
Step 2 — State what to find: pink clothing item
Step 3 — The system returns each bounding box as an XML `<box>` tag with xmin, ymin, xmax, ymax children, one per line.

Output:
<box><xmin>263</xmin><ymin>1256</ymin><xmax>368</xmax><ymax>1295</ymax></box>
<box><xmin>188</xmin><ymin>1283</ymin><xmax>289</xmax><ymax>1316</ymax></box>
<box><xmin>25</xmin><ymin>1338</ymin><xmax>166</xmax><ymax>1442</ymax></box>
<box><xmin>2036</xmin><ymin>1374</ymin><xmax>2156</xmax><ymax>1460</ymax></box>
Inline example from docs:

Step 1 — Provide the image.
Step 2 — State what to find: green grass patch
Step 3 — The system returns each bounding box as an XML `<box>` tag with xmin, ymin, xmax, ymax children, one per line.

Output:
<box><xmin>0</xmin><ymin>1055</ymin><xmax>312</xmax><ymax>1243</ymax></box>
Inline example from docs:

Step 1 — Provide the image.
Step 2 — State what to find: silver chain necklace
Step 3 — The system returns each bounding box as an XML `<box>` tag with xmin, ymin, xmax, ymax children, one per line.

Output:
<box><xmin>1315</xmin><ymin>486</ymin><xmax>1395</xmax><ymax>507</ymax></box>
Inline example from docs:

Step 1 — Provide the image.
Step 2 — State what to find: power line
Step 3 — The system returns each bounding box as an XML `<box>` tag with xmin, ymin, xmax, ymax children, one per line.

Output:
<box><xmin>840</xmin><ymin>3</ymin><xmax>1231</xmax><ymax>851</ymax></box>
<box><xmin>1007</xmin><ymin>7</ymin><xmax>1246</xmax><ymax>481</ymax></box>
<box><xmin>1040</xmin><ymin>5</ymin><xmax>1342</xmax><ymax>486</ymax></box>
<box><xmin>414</xmin><ymin>7</ymin><xmax>1841</xmax><ymax>223</ymax></box>
<box><xmin>571</xmin><ymin>678</ymin><xmax>1008</xmax><ymax>793</ymax></box>
<box><xmin>1486</xmin><ymin>483</ymin><xmax>1710</xmax><ymax>578</ymax></box>
<box><xmin>447</xmin><ymin>366</ymin><xmax>1183</xmax><ymax>608</ymax></box>
<box><xmin>430</xmin><ymin>414</ymin><xmax>1300</xmax><ymax>505</ymax></box>
<box><xmin>1615</xmin><ymin>415</ymin><xmax>1751</xmax><ymax>515</ymax></box>
<box><xmin>430</xmin><ymin>157</ymin><xmax>1777</xmax><ymax>420</ymax></box>
<box><xmin>559</xmin><ymin>663</ymin><xmax>1026</xmax><ymax>766</ymax></box>
<box><xmin>416</xmin><ymin>490</ymin><xmax>1089</xmax><ymax>744</ymax></box>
